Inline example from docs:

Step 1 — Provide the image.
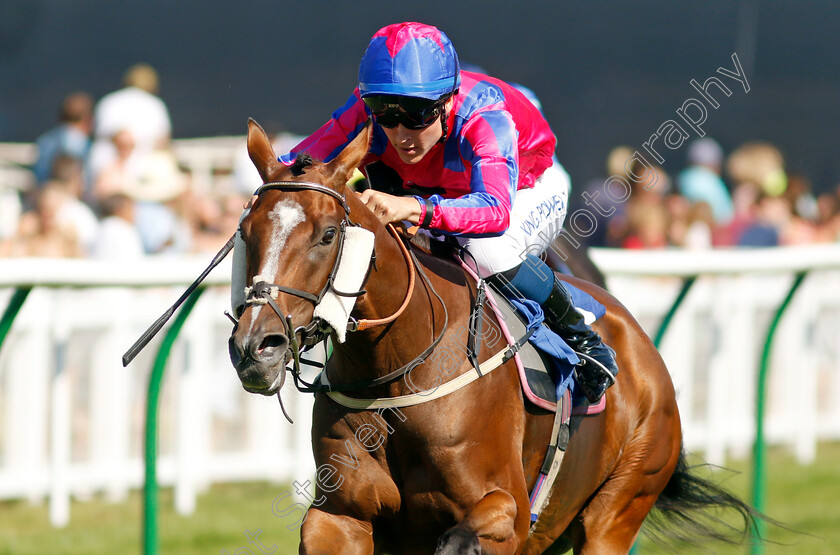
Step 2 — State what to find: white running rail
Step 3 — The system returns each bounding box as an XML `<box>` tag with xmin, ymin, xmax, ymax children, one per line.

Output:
<box><xmin>0</xmin><ymin>245</ymin><xmax>839</xmax><ymax>526</ymax></box>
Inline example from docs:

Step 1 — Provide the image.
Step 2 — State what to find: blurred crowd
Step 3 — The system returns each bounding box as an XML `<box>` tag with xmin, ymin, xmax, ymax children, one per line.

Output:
<box><xmin>0</xmin><ymin>63</ymin><xmax>248</xmax><ymax>260</ymax></box>
<box><xmin>579</xmin><ymin>138</ymin><xmax>840</xmax><ymax>250</ymax></box>
<box><xmin>1</xmin><ymin>63</ymin><xmax>839</xmax><ymax>261</ymax></box>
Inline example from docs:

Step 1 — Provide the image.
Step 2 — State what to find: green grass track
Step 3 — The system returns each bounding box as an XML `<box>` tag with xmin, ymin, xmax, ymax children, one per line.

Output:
<box><xmin>2</xmin><ymin>442</ymin><xmax>839</xmax><ymax>554</ymax></box>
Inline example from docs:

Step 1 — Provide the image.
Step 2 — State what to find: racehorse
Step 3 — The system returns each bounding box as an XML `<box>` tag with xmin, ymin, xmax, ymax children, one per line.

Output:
<box><xmin>229</xmin><ymin>119</ymin><xmax>756</xmax><ymax>554</ymax></box>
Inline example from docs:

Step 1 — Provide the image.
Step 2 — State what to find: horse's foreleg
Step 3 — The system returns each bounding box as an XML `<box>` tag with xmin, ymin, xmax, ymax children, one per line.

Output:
<box><xmin>435</xmin><ymin>489</ymin><xmax>522</xmax><ymax>555</ymax></box>
<box><xmin>299</xmin><ymin>508</ymin><xmax>374</xmax><ymax>555</ymax></box>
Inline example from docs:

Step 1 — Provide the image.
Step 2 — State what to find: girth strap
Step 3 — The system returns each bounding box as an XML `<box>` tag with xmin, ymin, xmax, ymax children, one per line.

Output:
<box><xmin>528</xmin><ymin>390</ymin><xmax>572</xmax><ymax>526</ymax></box>
<box><xmin>320</xmin><ymin>344</ymin><xmax>513</xmax><ymax>409</ymax></box>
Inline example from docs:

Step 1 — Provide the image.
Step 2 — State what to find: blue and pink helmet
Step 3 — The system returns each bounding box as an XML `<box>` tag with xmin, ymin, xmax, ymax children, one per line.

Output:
<box><xmin>358</xmin><ymin>22</ymin><xmax>461</xmax><ymax>102</ymax></box>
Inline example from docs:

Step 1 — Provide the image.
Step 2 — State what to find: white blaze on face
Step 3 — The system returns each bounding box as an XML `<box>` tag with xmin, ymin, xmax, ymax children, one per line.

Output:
<box><xmin>262</xmin><ymin>199</ymin><xmax>306</xmax><ymax>278</ymax></box>
<box><xmin>248</xmin><ymin>199</ymin><xmax>306</xmax><ymax>333</ymax></box>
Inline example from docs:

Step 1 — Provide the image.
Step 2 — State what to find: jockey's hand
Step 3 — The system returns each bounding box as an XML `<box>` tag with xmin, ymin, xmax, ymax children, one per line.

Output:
<box><xmin>359</xmin><ymin>189</ymin><xmax>423</xmax><ymax>226</ymax></box>
<box><xmin>244</xmin><ymin>195</ymin><xmax>258</xmax><ymax>210</ymax></box>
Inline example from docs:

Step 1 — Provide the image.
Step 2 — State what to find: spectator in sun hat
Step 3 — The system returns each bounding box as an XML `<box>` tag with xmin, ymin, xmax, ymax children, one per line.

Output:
<box><xmin>122</xmin><ymin>147</ymin><xmax>191</xmax><ymax>255</ymax></box>
<box><xmin>726</xmin><ymin>141</ymin><xmax>787</xmax><ymax>198</ymax></box>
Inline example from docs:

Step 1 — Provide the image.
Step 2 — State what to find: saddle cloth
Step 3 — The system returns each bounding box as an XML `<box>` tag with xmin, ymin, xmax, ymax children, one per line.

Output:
<box><xmin>460</xmin><ymin>260</ymin><xmax>607</xmax><ymax>415</ymax></box>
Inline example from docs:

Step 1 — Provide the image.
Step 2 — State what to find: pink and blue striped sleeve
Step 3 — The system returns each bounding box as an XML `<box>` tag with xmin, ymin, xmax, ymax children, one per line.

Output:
<box><xmin>426</xmin><ymin>110</ymin><xmax>519</xmax><ymax>236</ymax></box>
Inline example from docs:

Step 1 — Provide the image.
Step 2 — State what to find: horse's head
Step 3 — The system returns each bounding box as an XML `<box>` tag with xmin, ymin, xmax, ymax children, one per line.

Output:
<box><xmin>228</xmin><ymin>118</ymin><xmax>372</xmax><ymax>395</ymax></box>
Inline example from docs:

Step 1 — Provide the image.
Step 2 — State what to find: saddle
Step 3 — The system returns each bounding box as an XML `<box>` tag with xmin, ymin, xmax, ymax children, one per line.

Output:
<box><xmin>407</xmin><ymin>229</ymin><xmax>606</xmax><ymax>415</ymax></box>
<box><xmin>489</xmin><ymin>284</ymin><xmax>607</xmax><ymax>416</ymax></box>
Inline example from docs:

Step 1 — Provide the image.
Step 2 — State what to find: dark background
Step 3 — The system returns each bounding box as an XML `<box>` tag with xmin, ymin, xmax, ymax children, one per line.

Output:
<box><xmin>1</xmin><ymin>0</ymin><xmax>838</xmax><ymax>192</ymax></box>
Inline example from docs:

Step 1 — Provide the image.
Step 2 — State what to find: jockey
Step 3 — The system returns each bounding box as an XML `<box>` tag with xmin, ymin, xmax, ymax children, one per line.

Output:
<box><xmin>270</xmin><ymin>22</ymin><xmax>616</xmax><ymax>402</ymax></box>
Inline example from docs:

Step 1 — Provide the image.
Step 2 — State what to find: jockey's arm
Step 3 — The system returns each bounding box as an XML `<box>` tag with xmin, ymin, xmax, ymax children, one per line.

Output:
<box><xmin>358</xmin><ymin>189</ymin><xmax>423</xmax><ymax>226</ymax></box>
<box><xmin>419</xmin><ymin>111</ymin><xmax>519</xmax><ymax>236</ymax></box>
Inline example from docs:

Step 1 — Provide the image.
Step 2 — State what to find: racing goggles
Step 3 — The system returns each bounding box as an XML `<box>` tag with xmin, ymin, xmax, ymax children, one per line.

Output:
<box><xmin>363</xmin><ymin>95</ymin><xmax>447</xmax><ymax>130</ymax></box>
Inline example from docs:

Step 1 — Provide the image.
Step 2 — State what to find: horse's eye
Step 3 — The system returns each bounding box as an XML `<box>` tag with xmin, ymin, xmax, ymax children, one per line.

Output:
<box><xmin>321</xmin><ymin>228</ymin><xmax>337</xmax><ymax>245</ymax></box>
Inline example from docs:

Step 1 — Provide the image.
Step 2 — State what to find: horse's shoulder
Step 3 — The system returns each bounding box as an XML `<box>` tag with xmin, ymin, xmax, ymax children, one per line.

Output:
<box><xmin>412</xmin><ymin>244</ymin><xmax>470</xmax><ymax>287</ymax></box>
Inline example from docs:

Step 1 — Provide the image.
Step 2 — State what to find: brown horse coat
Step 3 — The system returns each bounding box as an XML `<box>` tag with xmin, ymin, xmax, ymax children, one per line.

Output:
<box><xmin>230</xmin><ymin>120</ymin><xmax>684</xmax><ymax>554</ymax></box>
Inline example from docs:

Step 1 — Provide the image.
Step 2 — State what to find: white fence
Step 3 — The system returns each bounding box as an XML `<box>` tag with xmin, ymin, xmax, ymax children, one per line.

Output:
<box><xmin>1</xmin><ymin>246</ymin><xmax>840</xmax><ymax>527</ymax></box>
<box><xmin>0</xmin><ymin>257</ymin><xmax>317</xmax><ymax>528</ymax></box>
<box><xmin>591</xmin><ymin>246</ymin><xmax>840</xmax><ymax>466</ymax></box>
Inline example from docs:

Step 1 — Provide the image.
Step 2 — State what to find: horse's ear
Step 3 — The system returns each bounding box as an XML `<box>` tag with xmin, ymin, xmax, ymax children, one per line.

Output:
<box><xmin>326</xmin><ymin>118</ymin><xmax>373</xmax><ymax>190</ymax></box>
<box><xmin>247</xmin><ymin>118</ymin><xmax>281</xmax><ymax>182</ymax></box>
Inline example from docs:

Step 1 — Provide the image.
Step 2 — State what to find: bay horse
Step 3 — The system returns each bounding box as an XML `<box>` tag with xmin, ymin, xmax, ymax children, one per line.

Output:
<box><xmin>229</xmin><ymin>119</ymin><xmax>755</xmax><ymax>554</ymax></box>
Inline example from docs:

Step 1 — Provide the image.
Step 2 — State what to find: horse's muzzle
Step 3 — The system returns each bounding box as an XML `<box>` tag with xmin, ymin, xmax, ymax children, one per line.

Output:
<box><xmin>228</xmin><ymin>330</ymin><xmax>290</xmax><ymax>395</ymax></box>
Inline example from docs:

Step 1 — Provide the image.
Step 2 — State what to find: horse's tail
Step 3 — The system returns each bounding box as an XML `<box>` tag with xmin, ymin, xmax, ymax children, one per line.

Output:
<box><xmin>644</xmin><ymin>448</ymin><xmax>765</xmax><ymax>547</ymax></box>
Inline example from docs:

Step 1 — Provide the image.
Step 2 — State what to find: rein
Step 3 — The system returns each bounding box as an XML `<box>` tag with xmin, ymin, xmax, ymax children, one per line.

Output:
<box><xmin>353</xmin><ymin>224</ymin><xmax>415</xmax><ymax>331</ymax></box>
<box><xmin>244</xmin><ymin>180</ymin><xmax>447</xmax><ymax>395</ymax></box>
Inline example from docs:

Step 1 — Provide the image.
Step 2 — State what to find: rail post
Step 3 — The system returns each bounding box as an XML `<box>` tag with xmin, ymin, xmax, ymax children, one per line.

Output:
<box><xmin>653</xmin><ymin>276</ymin><xmax>697</xmax><ymax>349</ymax></box>
<box><xmin>143</xmin><ymin>288</ymin><xmax>205</xmax><ymax>555</ymax></box>
<box><xmin>0</xmin><ymin>287</ymin><xmax>31</xmax><ymax>351</ymax></box>
<box><xmin>750</xmin><ymin>272</ymin><xmax>806</xmax><ymax>554</ymax></box>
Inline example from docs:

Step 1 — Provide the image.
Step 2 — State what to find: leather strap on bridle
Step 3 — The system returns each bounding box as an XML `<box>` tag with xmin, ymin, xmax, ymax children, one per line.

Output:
<box><xmin>353</xmin><ymin>223</ymin><xmax>416</xmax><ymax>331</ymax></box>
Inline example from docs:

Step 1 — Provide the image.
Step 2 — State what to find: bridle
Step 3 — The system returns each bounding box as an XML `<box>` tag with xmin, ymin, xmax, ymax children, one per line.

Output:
<box><xmin>241</xmin><ymin>180</ymin><xmax>449</xmax><ymax>396</ymax></box>
<box><xmin>243</xmin><ymin>181</ymin><xmax>369</xmax><ymax>341</ymax></box>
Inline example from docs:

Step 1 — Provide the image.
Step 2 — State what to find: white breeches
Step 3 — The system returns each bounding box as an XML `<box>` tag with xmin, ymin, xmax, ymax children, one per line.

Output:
<box><xmin>456</xmin><ymin>162</ymin><xmax>570</xmax><ymax>276</ymax></box>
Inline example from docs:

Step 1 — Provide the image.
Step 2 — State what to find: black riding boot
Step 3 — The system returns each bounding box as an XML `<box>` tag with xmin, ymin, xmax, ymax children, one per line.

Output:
<box><xmin>542</xmin><ymin>278</ymin><xmax>618</xmax><ymax>403</ymax></box>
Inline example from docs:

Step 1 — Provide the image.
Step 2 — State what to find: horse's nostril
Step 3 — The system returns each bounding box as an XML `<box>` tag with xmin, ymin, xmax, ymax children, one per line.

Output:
<box><xmin>258</xmin><ymin>334</ymin><xmax>286</xmax><ymax>353</ymax></box>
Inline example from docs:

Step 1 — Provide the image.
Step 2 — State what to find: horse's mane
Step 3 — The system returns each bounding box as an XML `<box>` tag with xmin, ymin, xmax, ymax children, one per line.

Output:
<box><xmin>290</xmin><ymin>153</ymin><xmax>315</xmax><ymax>176</ymax></box>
